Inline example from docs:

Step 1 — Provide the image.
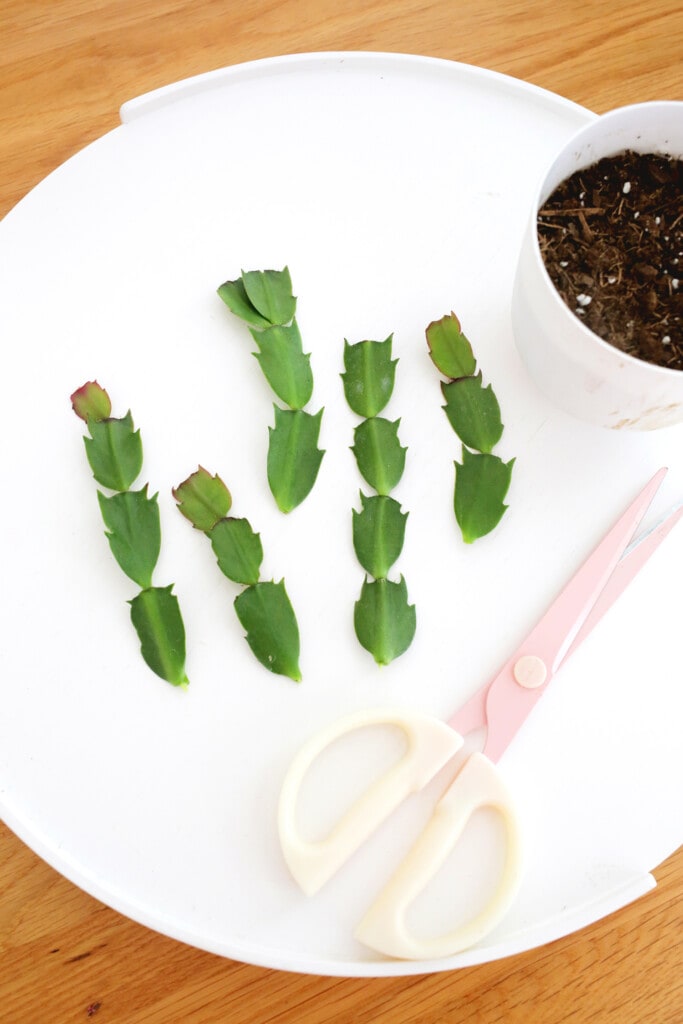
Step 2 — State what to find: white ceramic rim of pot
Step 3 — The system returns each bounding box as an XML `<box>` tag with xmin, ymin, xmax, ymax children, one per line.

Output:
<box><xmin>529</xmin><ymin>100</ymin><xmax>683</xmax><ymax>381</ymax></box>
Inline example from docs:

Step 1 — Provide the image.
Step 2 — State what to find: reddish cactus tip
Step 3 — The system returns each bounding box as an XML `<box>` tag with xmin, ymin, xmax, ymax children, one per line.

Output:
<box><xmin>71</xmin><ymin>381</ymin><xmax>112</xmax><ymax>422</ymax></box>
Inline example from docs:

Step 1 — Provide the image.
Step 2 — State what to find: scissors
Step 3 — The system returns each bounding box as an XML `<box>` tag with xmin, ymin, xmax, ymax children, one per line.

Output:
<box><xmin>278</xmin><ymin>469</ymin><xmax>682</xmax><ymax>960</ymax></box>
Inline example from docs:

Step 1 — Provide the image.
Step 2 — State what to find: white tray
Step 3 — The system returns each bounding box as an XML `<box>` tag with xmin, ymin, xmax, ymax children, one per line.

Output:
<box><xmin>0</xmin><ymin>52</ymin><xmax>681</xmax><ymax>977</ymax></box>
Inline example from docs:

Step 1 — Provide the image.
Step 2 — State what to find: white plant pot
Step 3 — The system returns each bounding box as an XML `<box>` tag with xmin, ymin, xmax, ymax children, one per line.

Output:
<box><xmin>512</xmin><ymin>101</ymin><xmax>683</xmax><ymax>430</ymax></box>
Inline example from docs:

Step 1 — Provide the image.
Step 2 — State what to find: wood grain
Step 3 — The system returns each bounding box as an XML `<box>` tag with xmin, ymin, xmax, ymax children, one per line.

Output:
<box><xmin>1</xmin><ymin>2</ymin><xmax>681</xmax><ymax>1021</ymax></box>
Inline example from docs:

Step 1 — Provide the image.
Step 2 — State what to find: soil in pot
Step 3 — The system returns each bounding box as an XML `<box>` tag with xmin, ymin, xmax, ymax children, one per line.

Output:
<box><xmin>537</xmin><ymin>150</ymin><xmax>683</xmax><ymax>370</ymax></box>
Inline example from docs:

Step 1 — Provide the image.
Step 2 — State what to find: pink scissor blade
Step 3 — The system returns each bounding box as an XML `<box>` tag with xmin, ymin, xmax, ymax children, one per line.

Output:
<box><xmin>565</xmin><ymin>499</ymin><xmax>683</xmax><ymax>661</ymax></box>
<box><xmin>448</xmin><ymin>469</ymin><xmax>675</xmax><ymax>763</ymax></box>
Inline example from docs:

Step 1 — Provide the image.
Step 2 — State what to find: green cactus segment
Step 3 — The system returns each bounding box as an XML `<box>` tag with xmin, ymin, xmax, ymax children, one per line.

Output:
<box><xmin>441</xmin><ymin>373</ymin><xmax>504</xmax><ymax>454</ymax></box>
<box><xmin>217</xmin><ymin>277</ymin><xmax>272</xmax><ymax>329</ymax></box>
<box><xmin>218</xmin><ymin>268</ymin><xmax>296</xmax><ymax>332</ymax></box>
<box><xmin>454</xmin><ymin>448</ymin><xmax>515</xmax><ymax>544</ymax></box>
<box><xmin>250</xmin><ymin>320</ymin><xmax>313</xmax><ymax>410</ymax></box>
<box><xmin>352</xmin><ymin>493</ymin><xmax>408</xmax><ymax>579</ymax></box>
<box><xmin>267</xmin><ymin>406</ymin><xmax>325</xmax><ymax>513</ymax></box>
<box><xmin>351</xmin><ymin>417</ymin><xmax>407</xmax><ymax>496</ymax></box>
<box><xmin>83</xmin><ymin>412</ymin><xmax>143</xmax><ymax>491</ymax></box>
<box><xmin>129</xmin><ymin>585</ymin><xmax>189</xmax><ymax>688</ymax></box>
<box><xmin>217</xmin><ymin>268</ymin><xmax>297</xmax><ymax>328</ymax></box>
<box><xmin>426</xmin><ymin>312</ymin><xmax>477</xmax><ymax>379</ymax></box>
<box><xmin>341</xmin><ymin>336</ymin><xmax>398</xmax><ymax>418</ymax></box>
<box><xmin>210</xmin><ymin>517</ymin><xmax>264</xmax><ymax>586</ymax></box>
<box><xmin>241</xmin><ymin>268</ymin><xmax>297</xmax><ymax>326</ymax></box>
<box><xmin>234</xmin><ymin>580</ymin><xmax>302</xmax><ymax>682</ymax></box>
<box><xmin>97</xmin><ymin>486</ymin><xmax>161</xmax><ymax>589</ymax></box>
<box><xmin>354</xmin><ymin>576</ymin><xmax>416</xmax><ymax>666</ymax></box>
<box><xmin>173</xmin><ymin>466</ymin><xmax>232</xmax><ymax>532</ymax></box>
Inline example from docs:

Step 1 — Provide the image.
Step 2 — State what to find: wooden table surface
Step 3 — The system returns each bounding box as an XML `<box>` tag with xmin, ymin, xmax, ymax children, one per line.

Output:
<box><xmin>1</xmin><ymin>2</ymin><xmax>681</xmax><ymax>1021</ymax></box>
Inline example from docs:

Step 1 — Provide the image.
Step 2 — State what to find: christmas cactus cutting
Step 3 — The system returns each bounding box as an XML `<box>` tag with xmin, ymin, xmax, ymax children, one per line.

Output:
<box><xmin>71</xmin><ymin>381</ymin><xmax>189</xmax><ymax>688</ymax></box>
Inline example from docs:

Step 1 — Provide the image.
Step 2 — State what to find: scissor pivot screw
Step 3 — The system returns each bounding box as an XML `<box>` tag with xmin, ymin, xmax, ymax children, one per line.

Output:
<box><xmin>513</xmin><ymin>654</ymin><xmax>547</xmax><ymax>689</ymax></box>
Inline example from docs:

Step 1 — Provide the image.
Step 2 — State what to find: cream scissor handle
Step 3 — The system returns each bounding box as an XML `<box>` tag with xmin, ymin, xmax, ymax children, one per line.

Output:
<box><xmin>278</xmin><ymin>709</ymin><xmax>523</xmax><ymax>959</ymax></box>
<box><xmin>355</xmin><ymin>751</ymin><xmax>522</xmax><ymax>959</ymax></box>
<box><xmin>278</xmin><ymin>708</ymin><xmax>464</xmax><ymax>896</ymax></box>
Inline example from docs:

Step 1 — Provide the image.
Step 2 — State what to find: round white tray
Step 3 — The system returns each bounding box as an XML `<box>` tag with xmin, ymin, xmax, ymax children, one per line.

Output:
<box><xmin>0</xmin><ymin>52</ymin><xmax>681</xmax><ymax>977</ymax></box>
